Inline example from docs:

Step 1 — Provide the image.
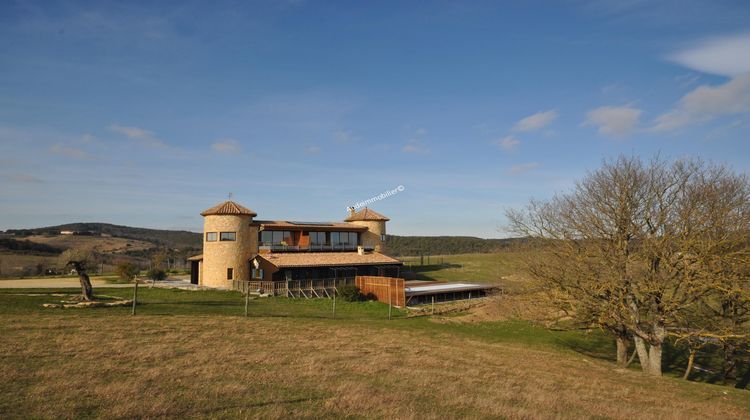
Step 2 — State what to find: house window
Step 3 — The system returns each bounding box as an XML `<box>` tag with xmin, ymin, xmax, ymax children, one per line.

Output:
<box><xmin>227</xmin><ymin>268</ymin><xmax>233</xmax><ymax>280</ymax></box>
<box><xmin>259</xmin><ymin>231</ymin><xmax>297</xmax><ymax>246</ymax></box>
<box><xmin>251</xmin><ymin>268</ymin><xmax>264</xmax><ymax>279</ymax></box>
<box><xmin>206</xmin><ymin>232</ymin><xmax>217</xmax><ymax>242</ymax></box>
<box><xmin>220</xmin><ymin>232</ymin><xmax>236</xmax><ymax>241</ymax></box>
<box><xmin>309</xmin><ymin>231</ymin><xmax>326</xmax><ymax>245</ymax></box>
<box><xmin>259</xmin><ymin>231</ymin><xmax>272</xmax><ymax>246</ymax></box>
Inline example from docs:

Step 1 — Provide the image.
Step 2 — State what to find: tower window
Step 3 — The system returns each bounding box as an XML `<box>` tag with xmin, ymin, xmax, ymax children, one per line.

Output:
<box><xmin>381</xmin><ymin>234</ymin><xmax>386</xmax><ymax>242</ymax></box>
<box><xmin>227</xmin><ymin>268</ymin><xmax>233</xmax><ymax>280</ymax></box>
<box><xmin>206</xmin><ymin>232</ymin><xmax>217</xmax><ymax>242</ymax></box>
<box><xmin>220</xmin><ymin>232</ymin><xmax>236</xmax><ymax>241</ymax></box>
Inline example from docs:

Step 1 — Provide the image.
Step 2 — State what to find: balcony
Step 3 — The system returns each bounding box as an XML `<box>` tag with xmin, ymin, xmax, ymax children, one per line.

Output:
<box><xmin>259</xmin><ymin>244</ymin><xmax>373</xmax><ymax>252</ymax></box>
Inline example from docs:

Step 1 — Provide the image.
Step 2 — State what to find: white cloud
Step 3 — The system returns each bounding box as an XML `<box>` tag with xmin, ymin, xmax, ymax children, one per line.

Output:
<box><xmin>669</xmin><ymin>33</ymin><xmax>750</xmax><ymax>77</ymax></box>
<box><xmin>334</xmin><ymin>129</ymin><xmax>358</xmax><ymax>144</ymax></box>
<box><xmin>49</xmin><ymin>143</ymin><xmax>90</xmax><ymax>159</ymax></box>
<box><xmin>402</xmin><ymin>143</ymin><xmax>428</xmax><ymax>154</ymax></box>
<box><xmin>584</xmin><ymin>106</ymin><xmax>642</xmax><ymax>136</ymax></box>
<box><xmin>512</xmin><ymin>110</ymin><xmax>558</xmax><ymax>132</ymax></box>
<box><xmin>211</xmin><ymin>138</ymin><xmax>241</xmax><ymax>154</ymax></box>
<box><xmin>402</xmin><ymin>128</ymin><xmax>429</xmax><ymax>154</ymax></box>
<box><xmin>6</xmin><ymin>174</ymin><xmax>44</xmax><ymax>183</ymax></box>
<box><xmin>109</xmin><ymin>124</ymin><xmax>167</xmax><ymax>148</ymax></box>
<box><xmin>494</xmin><ymin>135</ymin><xmax>520</xmax><ymax>151</ymax></box>
<box><xmin>674</xmin><ymin>73</ymin><xmax>700</xmax><ymax>88</ymax></box>
<box><xmin>653</xmin><ymin>73</ymin><xmax>750</xmax><ymax>131</ymax></box>
<box><xmin>508</xmin><ymin>162</ymin><xmax>540</xmax><ymax>175</ymax></box>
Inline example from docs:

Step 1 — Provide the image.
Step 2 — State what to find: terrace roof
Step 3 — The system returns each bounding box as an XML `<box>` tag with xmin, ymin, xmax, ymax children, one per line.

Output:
<box><xmin>255</xmin><ymin>252</ymin><xmax>401</xmax><ymax>268</ymax></box>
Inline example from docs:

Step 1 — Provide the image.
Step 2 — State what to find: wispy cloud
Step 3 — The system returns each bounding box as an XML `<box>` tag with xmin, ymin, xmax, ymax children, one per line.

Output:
<box><xmin>508</xmin><ymin>162</ymin><xmax>540</xmax><ymax>175</ymax></box>
<box><xmin>668</xmin><ymin>33</ymin><xmax>750</xmax><ymax>77</ymax></box>
<box><xmin>512</xmin><ymin>110</ymin><xmax>558</xmax><ymax>132</ymax></box>
<box><xmin>109</xmin><ymin>124</ymin><xmax>168</xmax><ymax>148</ymax></box>
<box><xmin>584</xmin><ymin>105</ymin><xmax>642</xmax><ymax>137</ymax></box>
<box><xmin>49</xmin><ymin>143</ymin><xmax>90</xmax><ymax>159</ymax></box>
<box><xmin>652</xmin><ymin>73</ymin><xmax>750</xmax><ymax>131</ymax></box>
<box><xmin>493</xmin><ymin>135</ymin><xmax>520</xmax><ymax>151</ymax></box>
<box><xmin>334</xmin><ymin>129</ymin><xmax>359</xmax><ymax>144</ymax></box>
<box><xmin>305</xmin><ymin>145</ymin><xmax>321</xmax><ymax>154</ymax></box>
<box><xmin>211</xmin><ymin>138</ymin><xmax>241</xmax><ymax>154</ymax></box>
<box><xmin>402</xmin><ymin>128</ymin><xmax>429</xmax><ymax>154</ymax></box>
<box><xmin>674</xmin><ymin>73</ymin><xmax>700</xmax><ymax>88</ymax></box>
<box><xmin>5</xmin><ymin>174</ymin><xmax>44</xmax><ymax>184</ymax></box>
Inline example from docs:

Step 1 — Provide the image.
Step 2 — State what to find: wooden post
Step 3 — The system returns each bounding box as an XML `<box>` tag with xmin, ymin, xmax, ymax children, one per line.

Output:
<box><xmin>131</xmin><ymin>280</ymin><xmax>138</xmax><ymax>316</ymax></box>
<box><xmin>244</xmin><ymin>287</ymin><xmax>249</xmax><ymax>317</ymax></box>
<box><xmin>431</xmin><ymin>295</ymin><xmax>435</xmax><ymax>315</ymax></box>
<box><xmin>388</xmin><ymin>281</ymin><xmax>392</xmax><ymax>321</ymax></box>
<box><xmin>332</xmin><ymin>278</ymin><xmax>337</xmax><ymax>319</ymax></box>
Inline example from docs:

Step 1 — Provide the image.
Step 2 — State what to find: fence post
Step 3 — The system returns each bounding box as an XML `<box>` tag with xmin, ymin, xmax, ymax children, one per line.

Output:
<box><xmin>131</xmin><ymin>279</ymin><xmax>138</xmax><ymax>316</ymax></box>
<box><xmin>431</xmin><ymin>295</ymin><xmax>435</xmax><ymax>316</ymax></box>
<box><xmin>332</xmin><ymin>278</ymin><xmax>336</xmax><ymax>319</ymax></box>
<box><xmin>244</xmin><ymin>286</ymin><xmax>249</xmax><ymax>317</ymax></box>
<box><xmin>388</xmin><ymin>280</ymin><xmax>392</xmax><ymax>321</ymax></box>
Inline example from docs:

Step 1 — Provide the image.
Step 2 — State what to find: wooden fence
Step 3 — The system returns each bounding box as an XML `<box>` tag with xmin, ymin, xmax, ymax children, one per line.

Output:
<box><xmin>355</xmin><ymin>276</ymin><xmax>405</xmax><ymax>307</ymax></box>
<box><xmin>233</xmin><ymin>277</ymin><xmax>356</xmax><ymax>298</ymax></box>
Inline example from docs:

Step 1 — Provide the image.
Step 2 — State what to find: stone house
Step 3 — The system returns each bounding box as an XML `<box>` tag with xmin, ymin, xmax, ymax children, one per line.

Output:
<box><xmin>188</xmin><ymin>200</ymin><xmax>402</xmax><ymax>289</ymax></box>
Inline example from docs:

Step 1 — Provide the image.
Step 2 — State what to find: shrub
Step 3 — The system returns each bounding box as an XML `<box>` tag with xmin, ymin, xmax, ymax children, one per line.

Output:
<box><xmin>115</xmin><ymin>262</ymin><xmax>139</xmax><ymax>282</ymax></box>
<box><xmin>337</xmin><ymin>284</ymin><xmax>362</xmax><ymax>302</ymax></box>
<box><xmin>147</xmin><ymin>268</ymin><xmax>167</xmax><ymax>281</ymax></box>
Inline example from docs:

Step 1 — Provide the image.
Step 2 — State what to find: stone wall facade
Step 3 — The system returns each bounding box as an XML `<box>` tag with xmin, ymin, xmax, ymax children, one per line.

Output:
<box><xmin>201</xmin><ymin>215</ymin><xmax>258</xmax><ymax>288</ymax></box>
<box><xmin>349</xmin><ymin>220</ymin><xmax>387</xmax><ymax>253</ymax></box>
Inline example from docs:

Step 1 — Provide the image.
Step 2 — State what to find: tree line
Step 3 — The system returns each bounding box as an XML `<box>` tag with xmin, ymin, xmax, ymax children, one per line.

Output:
<box><xmin>507</xmin><ymin>155</ymin><xmax>750</xmax><ymax>383</ymax></box>
<box><xmin>386</xmin><ymin>235</ymin><xmax>521</xmax><ymax>256</ymax></box>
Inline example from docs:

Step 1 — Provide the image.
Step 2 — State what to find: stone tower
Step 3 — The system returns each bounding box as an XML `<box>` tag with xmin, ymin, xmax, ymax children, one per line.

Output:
<box><xmin>345</xmin><ymin>207</ymin><xmax>389</xmax><ymax>253</ymax></box>
<box><xmin>200</xmin><ymin>200</ymin><xmax>258</xmax><ymax>288</ymax></box>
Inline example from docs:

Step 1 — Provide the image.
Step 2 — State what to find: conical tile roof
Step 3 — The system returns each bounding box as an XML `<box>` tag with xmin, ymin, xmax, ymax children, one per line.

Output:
<box><xmin>344</xmin><ymin>207</ymin><xmax>390</xmax><ymax>222</ymax></box>
<box><xmin>200</xmin><ymin>200</ymin><xmax>257</xmax><ymax>217</ymax></box>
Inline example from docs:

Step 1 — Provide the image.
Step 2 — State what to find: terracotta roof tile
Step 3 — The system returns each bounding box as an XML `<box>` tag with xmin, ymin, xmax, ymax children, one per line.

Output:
<box><xmin>253</xmin><ymin>220</ymin><xmax>367</xmax><ymax>231</ymax></box>
<box><xmin>344</xmin><ymin>207</ymin><xmax>390</xmax><ymax>222</ymax></box>
<box><xmin>256</xmin><ymin>252</ymin><xmax>401</xmax><ymax>268</ymax></box>
<box><xmin>200</xmin><ymin>200</ymin><xmax>257</xmax><ymax>217</ymax></box>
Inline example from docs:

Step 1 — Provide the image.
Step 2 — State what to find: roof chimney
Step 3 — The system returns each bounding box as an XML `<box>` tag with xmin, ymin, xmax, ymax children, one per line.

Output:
<box><xmin>347</xmin><ymin>206</ymin><xmax>355</xmax><ymax>218</ymax></box>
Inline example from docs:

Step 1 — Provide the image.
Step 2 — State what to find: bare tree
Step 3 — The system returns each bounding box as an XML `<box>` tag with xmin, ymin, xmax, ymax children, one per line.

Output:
<box><xmin>59</xmin><ymin>249</ymin><xmax>95</xmax><ymax>301</ymax></box>
<box><xmin>507</xmin><ymin>156</ymin><xmax>750</xmax><ymax>377</ymax></box>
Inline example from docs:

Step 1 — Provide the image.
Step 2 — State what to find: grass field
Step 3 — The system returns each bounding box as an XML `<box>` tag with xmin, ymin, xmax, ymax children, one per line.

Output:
<box><xmin>1</xmin><ymin>286</ymin><xmax>749</xmax><ymax>419</ymax></box>
<box><xmin>401</xmin><ymin>251</ymin><xmax>532</xmax><ymax>291</ymax></box>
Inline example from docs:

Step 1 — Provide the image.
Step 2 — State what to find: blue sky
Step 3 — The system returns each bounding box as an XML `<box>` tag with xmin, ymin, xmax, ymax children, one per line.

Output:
<box><xmin>1</xmin><ymin>1</ymin><xmax>749</xmax><ymax>237</ymax></box>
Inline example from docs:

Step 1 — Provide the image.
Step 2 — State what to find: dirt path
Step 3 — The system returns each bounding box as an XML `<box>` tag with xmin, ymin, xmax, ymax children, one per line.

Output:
<box><xmin>0</xmin><ymin>277</ymin><xmax>133</xmax><ymax>289</ymax></box>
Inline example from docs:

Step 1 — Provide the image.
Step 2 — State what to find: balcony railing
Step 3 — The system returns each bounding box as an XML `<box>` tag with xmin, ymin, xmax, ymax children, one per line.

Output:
<box><xmin>233</xmin><ymin>277</ymin><xmax>357</xmax><ymax>297</ymax></box>
<box><xmin>259</xmin><ymin>244</ymin><xmax>372</xmax><ymax>252</ymax></box>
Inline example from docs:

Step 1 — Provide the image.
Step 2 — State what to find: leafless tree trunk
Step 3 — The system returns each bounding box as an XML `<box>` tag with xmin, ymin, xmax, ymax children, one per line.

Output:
<box><xmin>616</xmin><ymin>336</ymin><xmax>629</xmax><ymax>366</ymax></box>
<box><xmin>684</xmin><ymin>349</ymin><xmax>696</xmax><ymax>380</ymax></box>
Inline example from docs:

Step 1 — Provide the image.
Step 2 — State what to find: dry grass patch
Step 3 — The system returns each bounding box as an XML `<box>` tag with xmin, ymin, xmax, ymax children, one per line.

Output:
<box><xmin>1</xmin><ymin>314</ymin><xmax>748</xmax><ymax>419</ymax></box>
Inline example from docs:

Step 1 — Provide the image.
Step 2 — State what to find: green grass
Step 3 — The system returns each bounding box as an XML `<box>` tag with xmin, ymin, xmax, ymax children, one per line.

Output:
<box><xmin>0</xmin><ymin>287</ymin><xmax>405</xmax><ymax>320</ymax></box>
<box><xmin>400</xmin><ymin>251</ymin><xmax>527</xmax><ymax>287</ymax></box>
<box><xmin>0</xmin><ymin>288</ymin><xmax>663</xmax><ymax>372</ymax></box>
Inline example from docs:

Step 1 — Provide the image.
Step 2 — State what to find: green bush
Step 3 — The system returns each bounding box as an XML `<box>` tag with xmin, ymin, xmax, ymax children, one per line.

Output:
<box><xmin>147</xmin><ymin>268</ymin><xmax>167</xmax><ymax>281</ymax></box>
<box><xmin>115</xmin><ymin>262</ymin><xmax>139</xmax><ymax>282</ymax></box>
<box><xmin>337</xmin><ymin>284</ymin><xmax>362</xmax><ymax>302</ymax></box>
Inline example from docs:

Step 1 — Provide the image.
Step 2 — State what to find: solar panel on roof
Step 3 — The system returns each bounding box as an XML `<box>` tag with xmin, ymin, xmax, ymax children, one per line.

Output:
<box><xmin>288</xmin><ymin>221</ymin><xmax>334</xmax><ymax>226</ymax></box>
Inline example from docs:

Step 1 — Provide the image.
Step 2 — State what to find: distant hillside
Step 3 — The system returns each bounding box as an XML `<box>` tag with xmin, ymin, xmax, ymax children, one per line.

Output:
<box><xmin>5</xmin><ymin>223</ymin><xmax>202</xmax><ymax>250</ymax></box>
<box><xmin>3</xmin><ymin>223</ymin><xmax>521</xmax><ymax>257</ymax></box>
<box><xmin>386</xmin><ymin>235</ymin><xmax>523</xmax><ymax>256</ymax></box>
<box><xmin>0</xmin><ymin>238</ymin><xmax>63</xmax><ymax>255</ymax></box>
